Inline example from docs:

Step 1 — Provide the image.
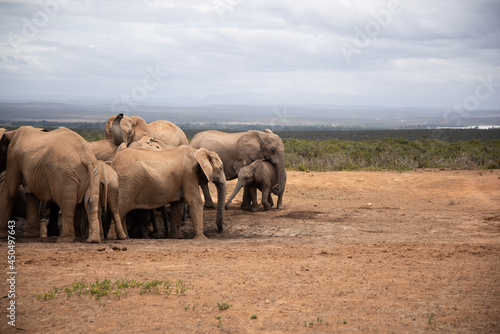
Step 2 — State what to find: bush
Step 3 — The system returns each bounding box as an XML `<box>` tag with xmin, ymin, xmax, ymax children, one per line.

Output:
<box><xmin>284</xmin><ymin>138</ymin><xmax>500</xmax><ymax>171</ymax></box>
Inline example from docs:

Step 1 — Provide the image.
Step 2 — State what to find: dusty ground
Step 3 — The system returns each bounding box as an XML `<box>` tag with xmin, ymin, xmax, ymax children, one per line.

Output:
<box><xmin>1</xmin><ymin>169</ymin><xmax>500</xmax><ymax>333</ymax></box>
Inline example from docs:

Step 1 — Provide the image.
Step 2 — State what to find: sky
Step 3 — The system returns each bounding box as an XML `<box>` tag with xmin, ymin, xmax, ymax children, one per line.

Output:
<box><xmin>0</xmin><ymin>0</ymin><xmax>499</xmax><ymax>109</ymax></box>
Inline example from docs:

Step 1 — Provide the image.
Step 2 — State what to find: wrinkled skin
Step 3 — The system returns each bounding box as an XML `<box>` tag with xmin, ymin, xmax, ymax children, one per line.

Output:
<box><xmin>88</xmin><ymin>139</ymin><xmax>119</xmax><ymax>162</ymax></box>
<box><xmin>116</xmin><ymin>136</ymin><xmax>172</xmax><ymax>155</ymax></box>
<box><xmin>115</xmin><ymin>136</ymin><xmax>172</xmax><ymax>238</ymax></box>
<box><xmin>190</xmin><ymin>130</ymin><xmax>286</xmax><ymax>209</ymax></box>
<box><xmin>0</xmin><ymin>127</ymin><xmax>101</xmax><ymax>242</ymax></box>
<box><xmin>105</xmin><ymin>114</ymin><xmax>187</xmax><ymax>147</ymax></box>
<box><xmin>226</xmin><ymin>160</ymin><xmax>285</xmax><ymax>211</ymax></box>
<box><xmin>111</xmin><ymin>146</ymin><xmax>226</xmax><ymax>239</ymax></box>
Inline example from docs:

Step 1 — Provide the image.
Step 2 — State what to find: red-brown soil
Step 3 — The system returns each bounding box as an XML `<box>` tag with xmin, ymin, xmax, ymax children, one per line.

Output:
<box><xmin>1</xmin><ymin>169</ymin><xmax>500</xmax><ymax>333</ymax></box>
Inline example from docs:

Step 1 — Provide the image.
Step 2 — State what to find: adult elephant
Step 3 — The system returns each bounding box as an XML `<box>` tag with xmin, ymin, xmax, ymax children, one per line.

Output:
<box><xmin>0</xmin><ymin>127</ymin><xmax>106</xmax><ymax>242</ymax></box>
<box><xmin>111</xmin><ymin>146</ymin><xmax>226</xmax><ymax>239</ymax></box>
<box><xmin>190</xmin><ymin>130</ymin><xmax>286</xmax><ymax>209</ymax></box>
<box><xmin>105</xmin><ymin>114</ymin><xmax>187</xmax><ymax>147</ymax></box>
<box><xmin>116</xmin><ymin>136</ymin><xmax>172</xmax><ymax>238</ymax></box>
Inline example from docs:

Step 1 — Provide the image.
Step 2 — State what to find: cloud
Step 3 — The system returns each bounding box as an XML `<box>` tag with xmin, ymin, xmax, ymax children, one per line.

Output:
<box><xmin>0</xmin><ymin>0</ymin><xmax>499</xmax><ymax>109</ymax></box>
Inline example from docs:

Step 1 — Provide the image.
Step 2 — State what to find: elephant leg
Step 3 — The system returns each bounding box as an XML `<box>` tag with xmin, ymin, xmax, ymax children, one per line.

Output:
<box><xmin>261</xmin><ymin>188</ymin><xmax>272</xmax><ymax>211</ymax></box>
<box><xmin>47</xmin><ymin>202</ymin><xmax>60</xmax><ymax>236</ymax></box>
<box><xmin>24</xmin><ymin>193</ymin><xmax>41</xmax><ymax>238</ymax></box>
<box><xmin>0</xmin><ymin>196</ymin><xmax>14</xmax><ymax>238</ymax></box>
<box><xmin>0</xmin><ymin>169</ymin><xmax>20</xmax><ymax>238</ymax></box>
<box><xmin>241</xmin><ymin>185</ymin><xmax>253</xmax><ymax>211</ymax></box>
<box><xmin>119</xmin><ymin>213</ymin><xmax>129</xmax><ymax>239</ymax></box>
<box><xmin>149</xmin><ymin>209</ymin><xmax>157</xmax><ymax>238</ymax></box>
<box><xmin>110</xmin><ymin>206</ymin><xmax>126</xmax><ymax>240</ymax></box>
<box><xmin>185</xmin><ymin>196</ymin><xmax>205</xmax><ymax>240</ymax></box>
<box><xmin>170</xmin><ymin>201</ymin><xmax>184</xmax><ymax>239</ymax></box>
<box><xmin>75</xmin><ymin>203</ymin><xmax>85</xmax><ymax>239</ymax></box>
<box><xmin>200</xmin><ymin>179</ymin><xmax>216</xmax><ymax>209</ymax></box>
<box><xmin>249</xmin><ymin>186</ymin><xmax>260</xmax><ymax>212</ymax></box>
<box><xmin>58</xmin><ymin>200</ymin><xmax>78</xmax><ymax>242</ymax></box>
<box><xmin>140</xmin><ymin>210</ymin><xmax>150</xmax><ymax>239</ymax></box>
<box><xmin>125</xmin><ymin>210</ymin><xmax>141</xmax><ymax>238</ymax></box>
<box><xmin>160</xmin><ymin>205</ymin><xmax>169</xmax><ymax>237</ymax></box>
<box><xmin>268</xmin><ymin>192</ymin><xmax>274</xmax><ymax>208</ymax></box>
<box><xmin>101</xmin><ymin>209</ymin><xmax>112</xmax><ymax>239</ymax></box>
<box><xmin>276</xmin><ymin>193</ymin><xmax>283</xmax><ymax>210</ymax></box>
<box><xmin>98</xmin><ymin>207</ymin><xmax>104</xmax><ymax>241</ymax></box>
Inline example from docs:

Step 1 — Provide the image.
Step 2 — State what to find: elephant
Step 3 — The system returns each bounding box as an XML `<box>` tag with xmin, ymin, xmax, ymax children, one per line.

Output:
<box><xmin>111</xmin><ymin>145</ymin><xmax>226</xmax><ymax>239</ymax></box>
<box><xmin>94</xmin><ymin>161</ymin><xmax>126</xmax><ymax>240</ymax></box>
<box><xmin>116</xmin><ymin>136</ymin><xmax>172</xmax><ymax>238</ymax></box>
<box><xmin>0</xmin><ymin>126</ymin><xmax>104</xmax><ymax>242</ymax></box>
<box><xmin>148</xmin><ymin>120</ymin><xmax>188</xmax><ymax>147</ymax></box>
<box><xmin>225</xmin><ymin>160</ymin><xmax>285</xmax><ymax>211</ymax></box>
<box><xmin>38</xmin><ymin>160</ymin><xmax>128</xmax><ymax>240</ymax></box>
<box><xmin>190</xmin><ymin>130</ymin><xmax>286</xmax><ymax>210</ymax></box>
<box><xmin>105</xmin><ymin>114</ymin><xmax>188</xmax><ymax>147</ymax></box>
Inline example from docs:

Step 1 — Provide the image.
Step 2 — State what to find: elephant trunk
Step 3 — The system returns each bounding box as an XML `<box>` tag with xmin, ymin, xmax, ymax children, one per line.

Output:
<box><xmin>111</xmin><ymin>114</ymin><xmax>125</xmax><ymax>146</ymax></box>
<box><xmin>272</xmin><ymin>159</ymin><xmax>287</xmax><ymax>195</ymax></box>
<box><xmin>225</xmin><ymin>179</ymin><xmax>245</xmax><ymax>210</ymax></box>
<box><xmin>215</xmin><ymin>179</ymin><xmax>226</xmax><ymax>232</ymax></box>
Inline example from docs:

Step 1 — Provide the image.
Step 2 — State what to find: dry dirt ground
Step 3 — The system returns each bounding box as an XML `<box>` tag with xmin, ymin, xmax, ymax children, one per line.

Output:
<box><xmin>1</xmin><ymin>169</ymin><xmax>500</xmax><ymax>333</ymax></box>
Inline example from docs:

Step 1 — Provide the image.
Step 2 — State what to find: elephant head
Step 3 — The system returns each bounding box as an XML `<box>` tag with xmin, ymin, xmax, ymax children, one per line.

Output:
<box><xmin>105</xmin><ymin>114</ymin><xmax>153</xmax><ymax>146</ymax></box>
<box><xmin>238</xmin><ymin>130</ymin><xmax>286</xmax><ymax>195</ymax></box>
<box><xmin>194</xmin><ymin>148</ymin><xmax>227</xmax><ymax>232</ymax></box>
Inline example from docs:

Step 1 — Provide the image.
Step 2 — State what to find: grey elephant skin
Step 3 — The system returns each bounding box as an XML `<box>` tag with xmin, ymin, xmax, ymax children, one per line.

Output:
<box><xmin>111</xmin><ymin>145</ymin><xmax>226</xmax><ymax>239</ymax></box>
<box><xmin>190</xmin><ymin>130</ymin><xmax>286</xmax><ymax>208</ymax></box>
<box><xmin>0</xmin><ymin>127</ymin><xmax>102</xmax><ymax>242</ymax></box>
<box><xmin>226</xmin><ymin>160</ymin><xmax>285</xmax><ymax>211</ymax></box>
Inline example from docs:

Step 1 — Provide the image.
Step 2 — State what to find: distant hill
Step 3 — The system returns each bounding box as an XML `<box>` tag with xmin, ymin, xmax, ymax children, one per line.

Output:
<box><xmin>1</xmin><ymin>101</ymin><xmax>499</xmax><ymax>129</ymax></box>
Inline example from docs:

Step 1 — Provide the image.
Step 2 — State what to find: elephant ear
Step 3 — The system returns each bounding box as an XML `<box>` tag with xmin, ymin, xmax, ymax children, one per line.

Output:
<box><xmin>238</xmin><ymin>132</ymin><xmax>264</xmax><ymax>161</ymax></box>
<box><xmin>1</xmin><ymin>129</ymin><xmax>17</xmax><ymax>172</ymax></box>
<box><xmin>194</xmin><ymin>148</ymin><xmax>217</xmax><ymax>183</ymax></box>
<box><xmin>105</xmin><ymin>114</ymin><xmax>122</xmax><ymax>141</ymax></box>
<box><xmin>0</xmin><ymin>128</ymin><xmax>17</xmax><ymax>147</ymax></box>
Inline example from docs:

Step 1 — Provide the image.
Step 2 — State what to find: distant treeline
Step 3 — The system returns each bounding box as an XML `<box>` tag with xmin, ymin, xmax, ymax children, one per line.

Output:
<box><xmin>2</xmin><ymin>120</ymin><xmax>500</xmax><ymax>142</ymax></box>
<box><xmin>2</xmin><ymin>121</ymin><xmax>499</xmax><ymax>171</ymax></box>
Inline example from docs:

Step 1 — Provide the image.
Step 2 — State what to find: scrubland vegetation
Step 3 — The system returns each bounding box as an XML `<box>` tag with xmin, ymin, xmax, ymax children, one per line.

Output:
<box><xmin>2</xmin><ymin>123</ymin><xmax>499</xmax><ymax>171</ymax></box>
<box><xmin>71</xmin><ymin>126</ymin><xmax>500</xmax><ymax>171</ymax></box>
<box><xmin>284</xmin><ymin>138</ymin><xmax>500</xmax><ymax>171</ymax></box>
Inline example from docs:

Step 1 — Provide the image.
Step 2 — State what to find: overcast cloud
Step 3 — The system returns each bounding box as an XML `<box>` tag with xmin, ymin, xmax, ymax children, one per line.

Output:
<box><xmin>0</xmin><ymin>0</ymin><xmax>499</xmax><ymax>109</ymax></box>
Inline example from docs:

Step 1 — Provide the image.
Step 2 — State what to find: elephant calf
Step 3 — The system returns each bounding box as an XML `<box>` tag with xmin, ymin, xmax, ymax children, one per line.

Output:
<box><xmin>225</xmin><ymin>160</ymin><xmax>285</xmax><ymax>211</ymax></box>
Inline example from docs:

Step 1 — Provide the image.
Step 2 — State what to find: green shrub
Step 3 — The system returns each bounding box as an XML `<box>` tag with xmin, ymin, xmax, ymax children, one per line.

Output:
<box><xmin>284</xmin><ymin>138</ymin><xmax>500</xmax><ymax>171</ymax></box>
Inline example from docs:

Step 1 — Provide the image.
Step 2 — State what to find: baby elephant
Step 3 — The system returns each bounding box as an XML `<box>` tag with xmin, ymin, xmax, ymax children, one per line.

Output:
<box><xmin>225</xmin><ymin>160</ymin><xmax>285</xmax><ymax>211</ymax></box>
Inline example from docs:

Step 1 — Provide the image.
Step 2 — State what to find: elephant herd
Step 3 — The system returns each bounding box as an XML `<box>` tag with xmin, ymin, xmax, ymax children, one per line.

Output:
<box><xmin>0</xmin><ymin>114</ymin><xmax>286</xmax><ymax>243</ymax></box>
